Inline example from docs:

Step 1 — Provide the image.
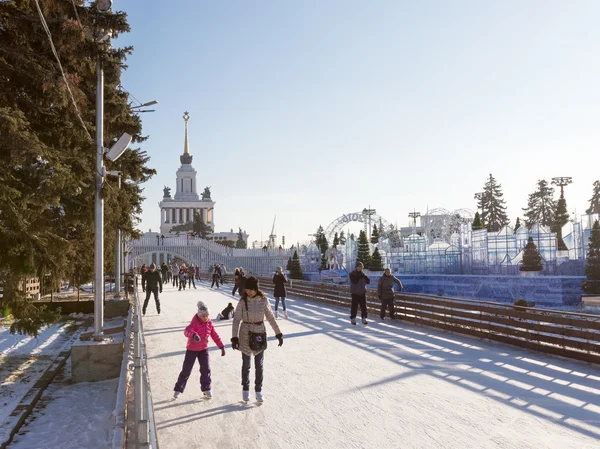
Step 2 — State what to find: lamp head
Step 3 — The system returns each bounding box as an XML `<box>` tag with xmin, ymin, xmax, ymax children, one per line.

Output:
<box><xmin>96</xmin><ymin>0</ymin><xmax>113</xmax><ymax>13</ymax></box>
<box><xmin>105</xmin><ymin>133</ymin><xmax>132</xmax><ymax>162</ymax></box>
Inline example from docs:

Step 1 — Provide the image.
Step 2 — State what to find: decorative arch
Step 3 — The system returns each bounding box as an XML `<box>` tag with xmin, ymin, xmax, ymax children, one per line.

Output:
<box><xmin>324</xmin><ymin>211</ymin><xmax>394</xmax><ymax>244</ymax></box>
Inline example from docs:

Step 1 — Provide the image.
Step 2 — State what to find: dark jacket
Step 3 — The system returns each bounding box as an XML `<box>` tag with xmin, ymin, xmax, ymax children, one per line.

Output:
<box><xmin>273</xmin><ymin>273</ymin><xmax>289</xmax><ymax>298</ymax></box>
<box><xmin>349</xmin><ymin>270</ymin><xmax>370</xmax><ymax>295</ymax></box>
<box><xmin>143</xmin><ymin>270</ymin><xmax>163</xmax><ymax>291</ymax></box>
<box><xmin>377</xmin><ymin>274</ymin><xmax>402</xmax><ymax>300</ymax></box>
<box><xmin>220</xmin><ymin>304</ymin><xmax>235</xmax><ymax>319</ymax></box>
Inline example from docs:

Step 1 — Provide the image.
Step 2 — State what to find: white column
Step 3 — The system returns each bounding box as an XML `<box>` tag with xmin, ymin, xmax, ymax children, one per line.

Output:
<box><xmin>176</xmin><ymin>208</ymin><xmax>180</xmax><ymax>224</ymax></box>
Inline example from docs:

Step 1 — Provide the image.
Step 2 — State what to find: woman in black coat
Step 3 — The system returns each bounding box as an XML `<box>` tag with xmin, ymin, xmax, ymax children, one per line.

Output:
<box><xmin>272</xmin><ymin>267</ymin><xmax>289</xmax><ymax>319</ymax></box>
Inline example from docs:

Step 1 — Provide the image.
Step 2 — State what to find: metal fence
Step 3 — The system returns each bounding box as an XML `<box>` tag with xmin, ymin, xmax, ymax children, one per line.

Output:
<box><xmin>132</xmin><ymin>286</ymin><xmax>159</xmax><ymax>449</ymax></box>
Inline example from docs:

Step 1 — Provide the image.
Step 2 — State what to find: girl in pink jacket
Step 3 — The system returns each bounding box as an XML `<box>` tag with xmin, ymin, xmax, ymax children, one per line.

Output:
<box><xmin>173</xmin><ymin>301</ymin><xmax>225</xmax><ymax>399</ymax></box>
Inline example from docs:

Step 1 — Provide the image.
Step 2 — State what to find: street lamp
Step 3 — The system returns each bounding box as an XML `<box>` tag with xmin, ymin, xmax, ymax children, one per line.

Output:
<box><xmin>131</xmin><ymin>100</ymin><xmax>158</xmax><ymax>113</ymax></box>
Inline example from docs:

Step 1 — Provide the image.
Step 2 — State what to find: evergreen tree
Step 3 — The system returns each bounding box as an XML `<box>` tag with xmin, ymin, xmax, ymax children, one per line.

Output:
<box><xmin>319</xmin><ymin>253</ymin><xmax>328</xmax><ymax>272</ymax></box>
<box><xmin>290</xmin><ymin>250</ymin><xmax>303</xmax><ymax>280</ymax></box>
<box><xmin>582</xmin><ymin>220</ymin><xmax>600</xmax><ymax>294</ymax></box>
<box><xmin>356</xmin><ymin>230</ymin><xmax>371</xmax><ymax>268</ymax></box>
<box><xmin>480</xmin><ymin>174</ymin><xmax>509</xmax><ymax>232</ymax></box>
<box><xmin>171</xmin><ymin>212</ymin><xmax>211</xmax><ymax>239</ymax></box>
<box><xmin>235</xmin><ymin>228</ymin><xmax>247</xmax><ymax>249</ymax></box>
<box><xmin>520</xmin><ymin>237</ymin><xmax>543</xmax><ymax>272</ymax></box>
<box><xmin>286</xmin><ymin>257</ymin><xmax>292</xmax><ymax>272</ymax></box>
<box><xmin>0</xmin><ymin>1</ymin><xmax>154</xmax><ymax>335</ymax></box>
<box><xmin>514</xmin><ymin>217</ymin><xmax>521</xmax><ymax>234</ymax></box>
<box><xmin>333</xmin><ymin>232</ymin><xmax>340</xmax><ymax>247</ymax></box>
<box><xmin>522</xmin><ymin>180</ymin><xmax>555</xmax><ymax>229</ymax></box>
<box><xmin>339</xmin><ymin>230</ymin><xmax>346</xmax><ymax>245</ymax></box>
<box><xmin>314</xmin><ymin>225</ymin><xmax>328</xmax><ymax>254</ymax></box>
<box><xmin>552</xmin><ymin>196</ymin><xmax>570</xmax><ymax>251</ymax></box>
<box><xmin>371</xmin><ymin>224</ymin><xmax>380</xmax><ymax>244</ymax></box>
<box><xmin>472</xmin><ymin>212</ymin><xmax>484</xmax><ymax>230</ymax></box>
<box><xmin>586</xmin><ymin>181</ymin><xmax>600</xmax><ymax>215</ymax></box>
<box><xmin>370</xmin><ymin>247</ymin><xmax>384</xmax><ymax>271</ymax></box>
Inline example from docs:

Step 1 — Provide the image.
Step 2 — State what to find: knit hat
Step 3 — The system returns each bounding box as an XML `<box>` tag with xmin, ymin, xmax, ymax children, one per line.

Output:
<box><xmin>355</xmin><ymin>261</ymin><xmax>364</xmax><ymax>268</ymax></box>
<box><xmin>197</xmin><ymin>300</ymin><xmax>210</xmax><ymax>315</ymax></box>
<box><xmin>245</xmin><ymin>276</ymin><xmax>259</xmax><ymax>291</ymax></box>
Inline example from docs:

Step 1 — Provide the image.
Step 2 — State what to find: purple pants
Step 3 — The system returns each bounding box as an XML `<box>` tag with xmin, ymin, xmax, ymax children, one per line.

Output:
<box><xmin>174</xmin><ymin>349</ymin><xmax>211</xmax><ymax>393</ymax></box>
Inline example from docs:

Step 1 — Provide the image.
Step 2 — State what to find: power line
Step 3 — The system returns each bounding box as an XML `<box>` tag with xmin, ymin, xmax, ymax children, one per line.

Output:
<box><xmin>33</xmin><ymin>0</ymin><xmax>92</xmax><ymax>142</ymax></box>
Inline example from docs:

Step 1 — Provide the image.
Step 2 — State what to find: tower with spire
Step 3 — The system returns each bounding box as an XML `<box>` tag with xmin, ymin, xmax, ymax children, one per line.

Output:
<box><xmin>158</xmin><ymin>112</ymin><xmax>216</xmax><ymax>234</ymax></box>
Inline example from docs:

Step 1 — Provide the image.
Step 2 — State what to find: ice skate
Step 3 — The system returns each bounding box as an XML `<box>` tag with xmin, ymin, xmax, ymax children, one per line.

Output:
<box><xmin>203</xmin><ymin>391</ymin><xmax>212</xmax><ymax>399</ymax></box>
<box><xmin>362</xmin><ymin>318</ymin><xmax>368</xmax><ymax>326</ymax></box>
<box><xmin>350</xmin><ymin>318</ymin><xmax>357</xmax><ymax>325</ymax></box>
<box><xmin>256</xmin><ymin>392</ymin><xmax>264</xmax><ymax>402</ymax></box>
<box><xmin>275</xmin><ymin>310</ymin><xmax>278</xmax><ymax>319</ymax></box>
<box><xmin>242</xmin><ymin>390</ymin><xmax>250</xmax><ymax>402</ymax></box>
<box><xmin>283</xmin><ymin>310</ymin><xmax>288</xmax><ymax>319</ymax></box>
<box><xmin>173</xmin><ymin>391</ymin><xmax>181</xmax><ymax>399</ymax></box>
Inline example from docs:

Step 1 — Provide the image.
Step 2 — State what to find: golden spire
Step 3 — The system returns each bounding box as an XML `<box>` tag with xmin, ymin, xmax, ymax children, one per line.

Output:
<box><xmin>183</xmin><ymin>111</ymin><xmax>190</xmax><ymax>154</ymax></box>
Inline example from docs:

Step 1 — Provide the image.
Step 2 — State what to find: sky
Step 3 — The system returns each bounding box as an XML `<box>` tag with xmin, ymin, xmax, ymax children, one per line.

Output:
<box><xmin>116</xmin><ymin>0</ymin><xmax>600</xmax><ymax>246</ymax></box>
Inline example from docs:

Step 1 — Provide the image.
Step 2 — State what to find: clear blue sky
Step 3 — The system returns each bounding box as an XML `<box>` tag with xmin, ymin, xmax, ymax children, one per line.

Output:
<box><xmin>117</xmin><ymin>0</ymin><xmax>600</xmax><ymax>245</ymax></box>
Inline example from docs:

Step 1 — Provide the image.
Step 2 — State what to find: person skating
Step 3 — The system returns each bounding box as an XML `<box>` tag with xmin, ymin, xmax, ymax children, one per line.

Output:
<box><xmin>231</xmin><ymin>277</ymin><xmax>283</xmax><ymax>402</ymax></box>
<box><xmin>160</xmin><ymin>263</ymin><xmax>169</xmax><ymax>283</ymax></box>
<box><xmin>232</xmin><ymin>268</ymin><xmax>241</xmax><ymax>296</ymax></box>
<box><xmin>349</xmin><ymin>261</ymin><xmax>370</xmax><ymax>325</ymax></box>
<box><xmin>178</xmin><ymin>268</ymin><xmax>187</xmax><ymax>291</ymax></box>
<box><xmin>142</xmin><ymin>263</ymin><xmax>163</xmax><ymax>315</ymax></box>
<box><xmin>171</xmin><ymin>264</ymin><xmax>179</xmax><ymax>288</ymax></box>
<box><xmin>188</xmin><ymin>264</ymin><xmax>197</xmax><ymax>289</ymax></box>
<box><xmin>377</xmin><ymin>268</ymin><xmax>403</xmax><ymax>320</ymax></box>
<box><xmin>173</xmin><ymin>301</ymin><xmax>226</xmax><ymax>400</ymax></box>
<box><xmin>211</xmin><ymin>265</ymin><xmax>221</xmax><ymax>289</ymax></box>
<box><xmin>216</xmin><ymin>303</ymin><xmax>235</xmax><ymax>321</ymax></box>
<box><xmin>220</xmin><ymin>264</ymin><xmax>227</xmax><ymax>284</ymax></box>
<box><xmin>272</xmin><ymin>266</ymin><xmax>289</xmax><ymax>319</ymax></box>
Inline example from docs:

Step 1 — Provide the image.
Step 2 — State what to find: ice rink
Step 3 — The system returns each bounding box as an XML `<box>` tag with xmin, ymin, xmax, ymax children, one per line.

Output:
<box><xmin>142</xmin><ymin>281</ymin><xmax>600</xmax><ymax>449</ymax></box>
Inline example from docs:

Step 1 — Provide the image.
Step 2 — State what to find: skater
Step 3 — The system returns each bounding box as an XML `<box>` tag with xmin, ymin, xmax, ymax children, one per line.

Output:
<box><xmin>195</xmin><ymin>264</ymin><xmax>200</xmax><ymax>281</ymax></box>
<box><xmin>173</xmin><ymin>301</ymin><xmax>226</xmax><ymax>399</ymax></box>
<box><xmin>272</xmin><ymin>266</ymin><xmax>289</xmax><ymax>319</ymax></box>
<box><xmin>160</xmin><ymin>262</ymin><xmax>169</xmax><ymax>283</ymax></box>
<box><xmin>232</xmin><ymin>268</ymin><xmax>241</xmax><ymax>296</ymax></box>
<box><xmin>211</xmin><ymin>265</ymin><xmax>221</xmax><ymax>289</ymax></box>
<box><xmin>220</xmin><ymin>264</ymin><xmax>227</xmax><ymax>284</ymax></box>
<box><xmin>217</xmin><ymin>302</ymin><xmax>235</xmax><ymax>321</ymax></box>
<box><xmin>188</xmin><ymin>264</ymin><xmax>197</xmax><ymax>289</ymax></box>
<box><xmin>349</xmin><ymin>261</ymin><xmax>370</xmax><ymax>326</ymax></box>
<box><xmin>141</xmin><ymin>263</ymin><xmax>162</xmax><ymax>315</ymax></box>
<box><xmin>178</xmin><ymin>267</ymin><xmax>187</xmax><ymax>291</ymax></box>
<box><xmin>377</xmin><ymin>268</ymin><xmax>403</xmax><ymax>320</ymax></box>
<box><xmin>231</xmin><ymin>277</ymin><xmax>283</xmax><ymax>402</ymax></box>
<box><xmin>171</xmin><ymin>264</ymin><xmax>179</xmax><ymax>288</ymax></box>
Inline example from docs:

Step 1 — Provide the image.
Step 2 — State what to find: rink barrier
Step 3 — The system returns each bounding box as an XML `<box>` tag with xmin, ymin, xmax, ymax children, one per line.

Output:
<box><xmin>256</xmin><ymin>276</ymin><xmax>600</xmax><ymax>365</ymax></box>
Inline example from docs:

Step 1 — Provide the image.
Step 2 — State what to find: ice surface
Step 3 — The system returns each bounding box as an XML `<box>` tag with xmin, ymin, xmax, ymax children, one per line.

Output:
<box><xmin>142</xmin><ymin>283</ymin><xmax>600</xmax><ymax>449</ymax></box>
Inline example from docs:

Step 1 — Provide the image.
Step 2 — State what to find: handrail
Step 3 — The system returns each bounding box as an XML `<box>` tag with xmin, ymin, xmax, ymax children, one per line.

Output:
<box><xmin>132</xmin><ymin>282</ymin><xmax>159</xmax><ymax>449</ymax></box>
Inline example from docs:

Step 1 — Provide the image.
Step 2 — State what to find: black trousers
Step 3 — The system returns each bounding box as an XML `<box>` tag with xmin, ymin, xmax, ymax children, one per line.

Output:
<box><xmin>211</xmin><ymin>276</ymin><xmax>220</xmax><ymax>288</ymax></box>
<box><xmin>350</xmin><ymin>294</ymin><xmax>367</xmax><ymax>319</ymax></box>
<box><xmin>143</xmin><ymin>288</ymin><xmax>160</xmax><ymax>313</ymax></box>
<box><xmin>188</xmin><ymin>275</ymin><xmax>196</xmax><ymax>289</ymax></box>
<box><xmin>380</xmin><ymin>298</ymin><xmax>395</xmax><ymax>319</ymax></box>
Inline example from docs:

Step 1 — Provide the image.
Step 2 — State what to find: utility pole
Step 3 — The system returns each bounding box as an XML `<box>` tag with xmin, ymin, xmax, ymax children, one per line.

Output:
<box><xmin>94</xmin><ymin>48</ymin><xmax>105</xmax><ymax>340</ymax></box>
<box><xmin>551</xmin><ymin>177</ymin><xmax>572</xmax><ymax>199</ymax></box>
<box><xmin>408</xmin><ymin>210</ymin><xmax>421</xmax><ymax>233</ymax></box>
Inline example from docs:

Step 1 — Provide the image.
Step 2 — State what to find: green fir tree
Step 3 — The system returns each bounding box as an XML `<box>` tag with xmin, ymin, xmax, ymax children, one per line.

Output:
<box><xmin>472</xmin><ymin>212</ymin><xmax>484</xmax><ymax>230</ymax></box>
<box><xmin>290</xmin><ymin>250</ymin><xmax>303</xmax><ymax>280</ymax></box>
<box><xmin>586</xmin><ymin>181</ymin><xmax>600</xmax><ymax>214</ymax></box>
<box><xmin>514</xmin><ymin>217</ymin><xmax>521</xmax><ymax>234</ymax></box>
<box><xmin>478</xmin><ymin>174</ymin><xmax>509</xmax><ymax>232</ymax></box>
<box><xmin>522</xmin><ymin>180</ymin><xmax>555</xmax><ymax>229</ymax></box>
<box><xmin>356</xmin><ymin>230</ymin><xmax>371</xmax><ymax>268</ymax></box>
<box><xmin>286</xmin><ymin>257</ymin><xmax>292</xmax><ymax>272</ymax></box>
<box><xmin>371</xmin><ymin>224</ymin><xmax>380</xmax><ymax>244</ymax></box>
<box><xmin>370</xmin><ymin>247</ymin><xmax>384</xmax><ymax>271</ymax></box>
<box><xmin>333</xmin><ymin>232</ymin><xmax>340</xmax><ymax>247</ymax></box>
<box><xmin>235</xmin><ymin>228</ymin><xmax>247</xmax><ymax>249</ymax></box>
<box><xmin>582</xmin><ymin>220</ymin><xmax>600</xmax><ymax>294</ymax></box>
<box><xmin>520</xmin><ymin>237</ymin><xmax>543</xmax><ymax>272</ymax></box>
<box><xmin>552</xmin><ymin>196</ymin><xmax>570</xmax><ymax>251</ymax></box>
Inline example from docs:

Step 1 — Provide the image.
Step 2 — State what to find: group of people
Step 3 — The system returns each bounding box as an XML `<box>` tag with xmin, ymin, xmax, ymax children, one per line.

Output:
<box><xmin>173</xmin><ymin>276</ymin><xmax>283</xmax><ymax>403</ymax></box>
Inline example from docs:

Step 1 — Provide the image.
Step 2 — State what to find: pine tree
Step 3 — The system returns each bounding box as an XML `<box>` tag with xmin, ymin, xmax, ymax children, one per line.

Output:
<box><xmin>319</xmin><ymin>253</ymin><xmax>328</xmax><ymax>272</ymax></box>
<box><xmin>514</xmin><ymin>217</ymin><xmax>521</xmax><ymax>234</ymax></box>
<box><xmin>339</xmin><ymin>230</ymin><xmax>346</xmax><ymax>245</ymax></box>
<box><xmin>370</xmin><ymin>247</ymin><xmax>384</xmax><ymax>271</ymax></box>
<box><xmin>522</xmin><ymin>180</ymin><xmax>555</xmax><ymax>229</ymax></box>
<box><xmin>582</xmin><ymin>220</ymin><xmax>600</xmax><ymax>294</ymax></box>
<box><xmin>290</xmin><ymin>250</ymin><xmax>303</xmax><ymax>280</ymax></box>
<box><xmin>333</xmin><ymin>232</ymin><xmax>340</xmax><ymax>247</ymax></box>
<box><xmin>171</xmin><ymin>213</ymin><xmax>211</xmax><ymax>239</ymax></box>
<box><xmin>235</xmin><ymin>228</ymin><xmax>247</xmax><ymax>249</ymax></box>
<box><xmin>520</xmin><ymin>237</ymin><xmax>543</xmax><ymax>272</ymax></box>
<box><xmin>0</xmin><ymin>1</ymin><xmax>154</xmax><ymax>335</ymax></box>
<box><xmin>371</xmin><ymin>224</ymin><xmax>380</xmax><ymax>244</ymax></box>
<box><xmin>356</xmin><ymin>230</ymin><xmax>371</xmax><ymax>268</ymax></box>
<box><xmin>480</xmin><ymin>174</ymin><xmax>509</xmax><ymax>232</ymax></box>
<box><xmin>472</xmin><ymin>212</ymin><xmax>484</xmax><ymax>230</ymax></box>
<box><xmin>314</xmin><ymin>225</ymin><xmax>328</xmax><ymax>254</ymax></box>
<box><xmin>586</xmin><ymin>181</ymin><xmax>600</xmax><ymax>215</ymax></box>
<box><xmin>286</xmin><ymin>257</ymin><xmax>292</xmax><ymax>272</ymax></box>
<box><xmin>552</xmin><ymin>196</ymin><xmax>570</xmax><ymax>251</ymax></box>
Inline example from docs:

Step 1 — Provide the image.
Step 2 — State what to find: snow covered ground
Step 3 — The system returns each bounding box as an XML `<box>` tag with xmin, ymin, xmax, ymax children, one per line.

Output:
<box><xmin>8</xmin><ymin>359</ymin><xmax>118</xmax><ymax>449</ymax></box>
<box><xmin>0</xmin><ymin>319</ymin><xmax>82</xmax><ymax>427</ymax></box>
<box><xmin>143</xmin><ymin>282</ymin><xmax>600</xmax><ymax>449</ymax></box>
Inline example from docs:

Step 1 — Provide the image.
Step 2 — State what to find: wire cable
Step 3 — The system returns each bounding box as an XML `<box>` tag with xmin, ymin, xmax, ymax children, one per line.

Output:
<box><xmin>33</xmin><ymin>0</ymin><xmax>92</xmax><ymax>141</ymax></box>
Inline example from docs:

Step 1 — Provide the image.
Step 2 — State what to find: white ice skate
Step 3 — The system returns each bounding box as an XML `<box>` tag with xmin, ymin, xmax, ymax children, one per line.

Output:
<box><xmin>242</xmin><ymin>390</ymin><xmax>250</xmax><ymax>402</ymax></box>
<box><xmin>283</xmin><ymin>310</ymin><xmax>288</xmax><ymax>319</ymax></box>
<box><xmin>173</xmin><ymin>391</ymin><xmax>181</xmax><ymax>399</ymax></box>
<box><xmin>350</xmin><ymin>318</ymin><xmax>357</xmax><ymax>326</ymax></box>
<box><xmin>203</xmin><ymin>391</ymin><xmax>212</xmax><ymax>399</ymax></box>
<box><xmin>256</xmin><ymin>392</ymin><xmax>264</xmax><ymax>402</ymax></box>
<box><xmin>275</xmin><ymin>310</ymin><xmax>278</xmax><ymax>319</ymax></box>
<box><xmin>362</xmin><ymin>318</ymin><xmax>369</xmax><ymax>326</ymax></box>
